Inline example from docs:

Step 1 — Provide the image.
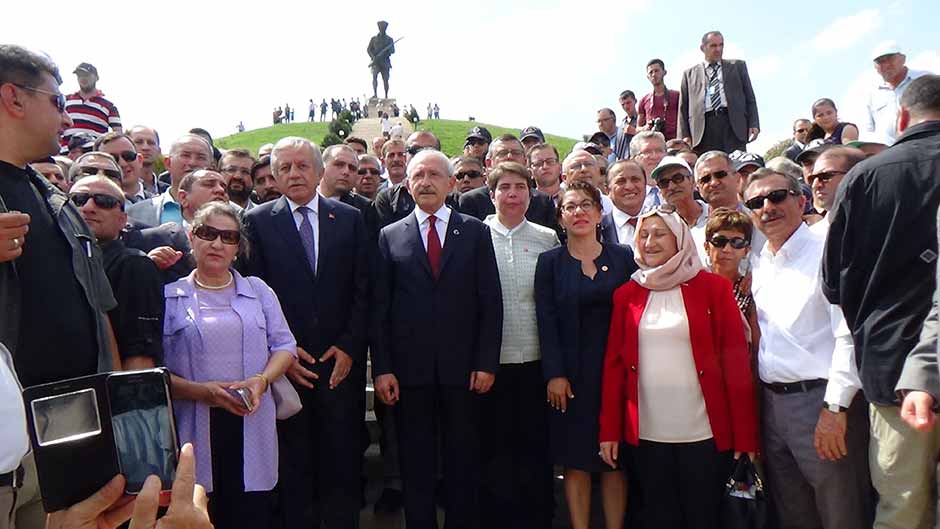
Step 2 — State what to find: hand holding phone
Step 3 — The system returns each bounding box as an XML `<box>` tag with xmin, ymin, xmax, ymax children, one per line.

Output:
<box><xmin>226</xmin><ymin>387</ymin><xmax>253</xmax><ymax>413</ymax></box>
<box><xmin>202</xmin><ymin>382</ymin><xmax>249</xmax><ymax>416</ymax></box>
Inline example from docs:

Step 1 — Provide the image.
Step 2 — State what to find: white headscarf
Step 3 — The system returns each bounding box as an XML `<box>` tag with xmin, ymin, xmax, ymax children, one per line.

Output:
<box><xmin>631</xmin><ymin>209</ymin><xmax>703</xmax><ymax>290</ymax></box>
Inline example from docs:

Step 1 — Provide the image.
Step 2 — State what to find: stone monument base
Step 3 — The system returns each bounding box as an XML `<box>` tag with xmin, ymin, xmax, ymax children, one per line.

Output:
<box><xmin>367</xmin><ymin>97</ymin><xmax>396</xmax><ymax>118</ymax></box>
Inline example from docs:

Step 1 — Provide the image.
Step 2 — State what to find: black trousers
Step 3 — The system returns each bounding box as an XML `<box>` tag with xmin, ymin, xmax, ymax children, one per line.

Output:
<box><xmin>397</xmin><ymin>384</ymin><xmax>481</xmax><ymax>529</ymax></box>
<box><xmin>207</xmin><ymin>408</ymin><xmax>274</xmax><ymax>529</ymax></box>
<box><xmin>632</xmin><ymin>438</ymin><xmax>732</xmax><ymax>529</ymax></box>
<box><xmin>275</xmin><ymin>362</ymin><xmax>365</xmax><ymax>529</ymax></box>
<box><xmin>479</xmin><ymin>362</ymin><xmax>553</xmax><ymax>529</ymax></box>
<box><xmin>695</xmin><ymin>110</ymin><xmax>746</xmax><ymax>154</ymax></box>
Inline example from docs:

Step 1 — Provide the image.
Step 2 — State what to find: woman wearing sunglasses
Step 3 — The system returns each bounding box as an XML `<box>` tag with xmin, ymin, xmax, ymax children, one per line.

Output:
<box><xmin>162</xmin><ymin>202</ymin><xmax>297</xmax><ymax>529</ymax></box>
<box><xmin>598</xmin><ymin>208</ymin><xmax>757</xmax><ymax>529</ymax></box>
<box><xmin>704</xmin><ymin>207</ymin><xmax>761</xmax><ymax>356</ymax></box>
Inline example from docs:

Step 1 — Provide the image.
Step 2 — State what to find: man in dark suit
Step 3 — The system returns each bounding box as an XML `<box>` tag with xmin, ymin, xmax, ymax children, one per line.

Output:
<box><xmin>679</xmin><ymin>30</ymin><xmax>760</xmax><ymax>154</ymax></box>
<box><xmin>784</xmin><ymin>118</ymin><xmax>812</xmax><ymax>162</ymax></box>
<box><xmin>372</xmin><ymin>149</ymin><xmax>502</xmax><ymax>529</ymax></box>
<box><xmin>599</xmin><ymin>159</ymin><xmax>646</xmax><ymax>248</ymax></box>
<box><xmin>122</xmin><ymin>220</ymin><xmax>194</xmax><ymax>284</ymax></box>
<box><xmin>458</xmin><ymin>134</ymin><xmax>558</xmax><ymax>231</ymax></box>
<box><xmin>317</xmin><ymin>144</ymin><xmax>379</xmax><ymax>237</ymax></box>
<box><xmin>241</xmin><ymin>137</ymin><xmax>370</xmax><ymax>529</ymax></box>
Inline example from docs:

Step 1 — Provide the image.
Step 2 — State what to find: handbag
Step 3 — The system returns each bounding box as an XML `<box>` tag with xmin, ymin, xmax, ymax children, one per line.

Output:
<box><xmin>720</xmin><ymin>455</ymin><xmax>768</xmax><ymax>529</ymax></box>
<box><xmin>271</xmin><ymin>376</ymin><xmax>302</xmax><ymax>420</ymax></box>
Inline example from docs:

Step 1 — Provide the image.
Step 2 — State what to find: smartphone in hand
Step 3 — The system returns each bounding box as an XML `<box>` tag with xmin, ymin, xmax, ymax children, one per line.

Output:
<box><xmin>227</xmin><ymin>387</ymin><xmax>253</xmax><ymax>412</ymax></box>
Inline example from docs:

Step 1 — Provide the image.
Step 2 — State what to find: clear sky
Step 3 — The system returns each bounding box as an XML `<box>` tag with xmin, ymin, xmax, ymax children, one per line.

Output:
<box><xmin>8</xmin><ymin>0</ymin><xmax>938</xmax><ymax>154</ymax></box>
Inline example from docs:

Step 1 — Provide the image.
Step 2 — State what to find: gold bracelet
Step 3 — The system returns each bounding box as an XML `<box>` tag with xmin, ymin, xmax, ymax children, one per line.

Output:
<box><xmin>253</xmin><ymin>373</ymin><xmax>270</xmax><ymax>392</ymax></box>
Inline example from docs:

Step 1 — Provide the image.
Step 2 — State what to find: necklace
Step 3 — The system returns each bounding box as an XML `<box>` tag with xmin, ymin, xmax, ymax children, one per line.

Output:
<box><xmin>194</xmin><ymin>271</ymin><xmax>233</xmax><ymax>290</ymax></box>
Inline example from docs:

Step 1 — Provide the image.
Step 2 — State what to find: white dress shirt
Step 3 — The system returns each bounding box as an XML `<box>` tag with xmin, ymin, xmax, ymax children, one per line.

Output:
<box><xmin>865</xmin><ymin>68</ymin><xmax>931</xmax><ymax>145</ymax></box>
<box><xmin>808</xmin><ymin>214</ymin><xmax>830</xmax><ymax>237</ymax></box>
<box><xmin>286</xmin><ymin>194</ymin><xmax>321</xmax><ymax>273</ymax></box>
<box><xmin>610</xmin><ymin>205</ymin><xmax>640</xmax><ymax>248</ymax></box>
<box><xmin>414</xmin><ymin>204</ymin><xmax>450</xmax><ymax>250</ymax></box>
<box><xmin>0</xmin><ymin>344</ymin><xmax>28</xmax><ymax>474</ymax></box>
<box><xmin>600</xmin><ymin>194</ymin><xmax>613</xmax><ymax>216</ymax></box>
<box><xmin>751</xmin><ymin>223</ymin><xmax>861</xmax><ymax>407</ymax></box>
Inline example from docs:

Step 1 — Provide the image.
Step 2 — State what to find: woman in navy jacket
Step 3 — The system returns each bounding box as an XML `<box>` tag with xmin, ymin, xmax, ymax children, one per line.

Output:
<box><xmin>535</xmin><ymin>181</ymin><xmax>637</xmax><ymax>529</ymax></box>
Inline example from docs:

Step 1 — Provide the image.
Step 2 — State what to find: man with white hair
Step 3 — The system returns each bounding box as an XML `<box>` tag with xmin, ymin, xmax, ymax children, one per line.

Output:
<box><xmin>242</xmin><ymin>137</ymin><xmax>371</xmax><ymax>529</ymax></box>
<box><xmin>373</xmin><ymin>149</ymin><xmax>501</xmax><ymax>529</ymax></box>
<box><xmin>865</xmin><ymin>41</ymin><xmax>932</xmax><ymax>145</ymax></box>
<box><xmin>126</xmin><ymin>133</ymin><xmax>212</xmax><ymax>226</ymax></box>
<box><xmin>562</xmin><ymin>149</ymin><xmax>613</xmax><ymax>214</ymax></box>
<box><xmin>629</xmin><ymin>131</ymin><xmax>667</xmax><ymax>210</ymax></box>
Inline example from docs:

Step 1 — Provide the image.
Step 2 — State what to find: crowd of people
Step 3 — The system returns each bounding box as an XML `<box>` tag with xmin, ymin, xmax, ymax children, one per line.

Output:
<box><xmin>1</xmin><ymin>28</ymin><xmax>940</xmax><ymax>529</ymax></box>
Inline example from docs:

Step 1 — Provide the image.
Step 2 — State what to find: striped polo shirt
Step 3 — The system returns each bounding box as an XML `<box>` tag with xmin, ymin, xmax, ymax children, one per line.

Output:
<box><xmin>61</xmin><ymin>90</ymin><xmax>121</xmax><ymax>146</ymax></box>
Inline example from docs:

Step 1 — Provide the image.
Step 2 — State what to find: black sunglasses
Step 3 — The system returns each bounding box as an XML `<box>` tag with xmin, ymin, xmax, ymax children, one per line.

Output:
<box><xmin>807</xmin><ymin>170</ymin><xmax>846</xmax><ymax>185</ymax></box>
<box><xmin>193</xmin><ymin>224</ymin><xmax>241</xmax><ymax>245</ymax></box>
<box><xmin>11</xmin><ymin>83</ymin><xmax>66</xmax><ymax>113</ymax></box>
<box><xmin>455</xmin><ymin>170</ymin><xmax>483</xmax><ymax>180</ymax></box>
<box><xmin>79</xmin><ymin>166</ymin><xmax>123</xmax><ymax>181</ymax></box>
<box><xmin>70</xmin><ymin>192</ymin><xmax>123</xmax><ymax>210</ymax></box>
<box><xmin>358</xmin><ymin>168</ymin><xmax>381</xmax><ymax>176</ymax></box>
<box><xmin>708</xmin><ymin>235</ymin><xmax>750</xmax><ymax>249</ymax></box>
<box><xmin>744</xmin><ymin>189</ymin><xmax>798</xmax><ymax>211</ymax></box>
<box><xmin>115</xmin><ymin>150</ymin><xmax>137</xmax><ymax>162</ymax></box>
<box><xmin>697</xmin><ymin>170</ymin><xmax>728</xmax><ymax>185</ymax></box>
<box><xmin>655</xmin><ymin>172</ymin><xmax>689</xmax><ymax>190</ymax></box>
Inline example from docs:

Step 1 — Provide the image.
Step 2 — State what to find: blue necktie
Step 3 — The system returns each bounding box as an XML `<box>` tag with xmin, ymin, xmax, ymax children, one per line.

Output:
<box><xmin>297</xmin><ymin>206</ymin><xmax>316</xmax><ymax>275</ymax></box>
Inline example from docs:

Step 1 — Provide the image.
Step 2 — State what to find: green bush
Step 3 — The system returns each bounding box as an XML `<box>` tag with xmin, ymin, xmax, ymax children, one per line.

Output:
<box><xmin>321</xmin><ymin>133</ymin><xmax>345</xmax><ymax>148</ymax></box>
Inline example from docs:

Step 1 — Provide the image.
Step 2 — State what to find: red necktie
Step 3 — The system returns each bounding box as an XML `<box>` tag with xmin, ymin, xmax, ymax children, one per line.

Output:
<box><xmin>627</xmin><ymin>217</ymin><xmax>638</xmax><ymax>227</ymax></box>
<box><xmin>427</xmin><ymin>215</ymin><xmax>442</xmax><ymax>278</ymax></box>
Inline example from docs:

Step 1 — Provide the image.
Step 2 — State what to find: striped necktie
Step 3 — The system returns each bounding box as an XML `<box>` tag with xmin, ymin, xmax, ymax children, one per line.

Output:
<box><xmin>708</xmin><ymin>63</ymin><xmax>722</xmax><ymax>112</ymax></box>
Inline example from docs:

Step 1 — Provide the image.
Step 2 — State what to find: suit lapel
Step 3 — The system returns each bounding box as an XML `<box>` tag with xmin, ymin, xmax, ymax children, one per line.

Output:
<box><xmin>438</xmin><ymin>209</ymin><xmax>462</xmax><ymax>277</ymax></box>
<box><xmin>271</xmin><ymin>197</ymin><xmax>316</xmax><ymax>282</ymax></box>
<box><xmin>317</xmin><ymin>196</ymin><xmax>335</xmax><ymax>272</ymax></box>
<box><xmin>405</xmin><ymin>213</ymin><xmax>433</xmax><ymax>279</ymax></box>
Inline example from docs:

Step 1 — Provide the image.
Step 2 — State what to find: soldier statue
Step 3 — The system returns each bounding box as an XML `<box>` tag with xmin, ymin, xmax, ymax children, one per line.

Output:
<box><xmin>367</xmin><ymin>20</ymin><xmax>395</xmax><ymax>99</ymax></box>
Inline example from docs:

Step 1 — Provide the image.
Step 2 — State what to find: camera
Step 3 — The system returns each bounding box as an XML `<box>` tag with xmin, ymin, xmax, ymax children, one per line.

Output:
<box><xmin>650</xmin><ymin>118</ymin><xmax>666</xmax><ymax>133</ymax></box>
<box><xmin>23</xmin><ymin>368</ymin><xmax>179</xmax><ymax>511</ymax></box>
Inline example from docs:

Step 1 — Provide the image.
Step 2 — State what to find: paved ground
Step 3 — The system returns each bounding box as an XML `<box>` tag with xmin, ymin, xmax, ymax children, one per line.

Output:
<box><xmin>350</xmin><ymin>117</ymin><xmax>413</xmax><ymax>145</ymax></box>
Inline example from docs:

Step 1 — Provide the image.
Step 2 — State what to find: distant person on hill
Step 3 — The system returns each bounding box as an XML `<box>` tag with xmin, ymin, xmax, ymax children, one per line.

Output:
<box><xmin>433</xmin><ymin>103</ymin><xmax>440</xmax><ymax>119</ymax></box>
<box><xmin>427</xmin><ymin>103</ymin><xmax>433</xmax><ymax>120</ymax></box>
<box><xmin>284</xmin><ymin>103</ymin><xmax>292</xmax><ymax>123</ymax></box>
<box><xmin>309</xmin><ymin>99</ymin><xmax>316</xmax><ymax>121</ymax></box>
<box><xmin>381</xmin><ymin>112</ymin><xmax>392</xmax><ymax>137</ymax></box>
<box><xmin>320</xmin><ymin>99</ymin><xmax>328</xmax><ymax>122</ymax></box>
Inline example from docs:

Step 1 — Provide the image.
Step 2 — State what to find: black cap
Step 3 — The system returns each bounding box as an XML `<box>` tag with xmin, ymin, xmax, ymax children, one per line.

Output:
<box><xmin>466</xmin><ymin>126</ymin><xmax>492</xmax><ymax>143</ymax></box>
<box><xmin>730</xmin><ymin>150</ymin><xmax>765</xmax><ymax>171</ymax></box>
<box><xmin>573</xmin><ymin>141</ymin><xmax>603</xmax><ymax>156</ymax></box>
<box><xmin>588</xmin><ymin>131</ymin><xmax>610</xmax><ymax>147</ymax></box>
<box><xmin>795</xmin><ymin>139</ymin><xmax>832</xmax><ymax>164</ymax></box>
<box><xmin>67</xmin><ymin>134</ymin><xmax>96</xmax><ymax>151</ymax></box>
<box><xmin>520</xmin><ymin>126</ymin><xmax>545</xmax><ymax>143</ymax></box>
<box><xmin>73</xmin><ymin>62</ymin><xmax>98</xmax><ymax>76</ymax></box>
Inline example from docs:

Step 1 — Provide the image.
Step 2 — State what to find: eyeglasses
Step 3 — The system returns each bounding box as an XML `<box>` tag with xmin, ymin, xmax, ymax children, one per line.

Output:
<box><xmin>79</xmin><ymin>166</ymin><xmax>123</xmax><ymax>181</ymax></box>
<box><xmin>221</xmin><ymin>166</ymin><xmax>251</xmax><ymax>177</ymax></box>
<box><xmin>406</xmin><ymin>145</ymin><xmax>434</xmax><ymax>156</ymax></box>
<box><xmin>744</xmin><ymin>189</ymin><xmax>799</xmax><ymax>211</ymax></box>
<box><xmin>708</xmin><ymin>235</ymin><xmax>750</xmax><ymax>249</ymax></box>
<box><xmin>70</xmin><ymin>192</ymin><xmax>123</xmax><ymax>210</ymax></box>
<box><xmin>358</xmin><ymin>168</ymin><xmax>381</xmax><ymax>176</ymax></box>
<box><xmin>494</xmin><ymin>149</ymin><xmax>525</xmax><ymax>159</ymax></box>
<box><xmin>655</xmin><ymin>172</ymin><xmax>689</xmax><ymax>190</ymax></box>
<box><xmin>567</xmin><ymin>161</ymin><xmax>596</xmax><ymax>172</ymax></box>
<box><xmin>11</xmin><ymin>83</ymin><xmax>66</xmax><ymax>113</ymax></box>
<box><xmin>807</xmin><ymin>170</ymin><xmax>846</xmax><ymax>185</ymax></box>
<box><xmin>560</xmin><ymin>199</ymin><xmax>597</xmax><ymax>214</ymax></box>
<box><xmin>530</xmin><ymin>158</ymin><xmax>558</xmax><ymax>169</ymax></box>
<box><xmin>455</xmin><ymin>170</ymin><xmax>483</xmax><ymax>180</ymax></box>
<box><xmin>115</xmin><ymin>150</ymin><xmax>137</xmax><ymax>163</ymax></box>
<box><xmin>193</xmin><ymin>224</ymin><xmax>241</xmax><ymax>245</ymax></box>
<box><xmin>697</xmin><ymin>170</ymin><xmax>728</xmax><ymax>185</ymax></box>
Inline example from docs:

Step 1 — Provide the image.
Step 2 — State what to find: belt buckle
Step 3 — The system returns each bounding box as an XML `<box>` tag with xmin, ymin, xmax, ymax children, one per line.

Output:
<box><xmin>12</xmin><ymin>466</ymin><xmax>23</xmax><ymax>489</ymax></box>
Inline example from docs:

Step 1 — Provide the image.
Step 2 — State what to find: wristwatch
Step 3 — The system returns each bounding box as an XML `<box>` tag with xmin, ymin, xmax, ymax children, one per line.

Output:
<box><xmin>824</xmin><ymin>402</ymin><xmax>847</xmax><ymax>413</ymax></box>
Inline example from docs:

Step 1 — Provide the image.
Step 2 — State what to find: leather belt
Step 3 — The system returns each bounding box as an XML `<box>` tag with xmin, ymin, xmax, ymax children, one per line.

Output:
<box><xmin>705</xmin><ymin>107</ymin><xmax>728</xmax><ymax>116</ymax></box>
<box><xmin>761</xmin><ymin>378</ymin><xmax>827</xmax><ymax>394</ymax></box>
<box><xmin>0</xmin><ymin>465</ymin><xmax>24</xmax><ymax>489</ymax></box>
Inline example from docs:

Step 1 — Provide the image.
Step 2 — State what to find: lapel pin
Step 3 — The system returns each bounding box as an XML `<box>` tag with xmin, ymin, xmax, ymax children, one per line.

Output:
<box><xmin>453</xmin><ymin>229</ymin><xmax>459</xmax><ymax>235</ymax></box>
<box><xmin>601</xmin><ymin>265</ymin><xmax>609</xmax><ymax>272</ymax></box>
<box><xmin>328</xmin><ymin>212</ymin><xmax>335</xmax><ymax>220</ymax></box>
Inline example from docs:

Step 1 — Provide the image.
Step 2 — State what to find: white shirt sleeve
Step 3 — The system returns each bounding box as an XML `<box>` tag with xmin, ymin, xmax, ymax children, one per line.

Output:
<box><xmin>823</xmin><ymin>303</ymin><xmax>862</xmax><ymax>408</ymax></box>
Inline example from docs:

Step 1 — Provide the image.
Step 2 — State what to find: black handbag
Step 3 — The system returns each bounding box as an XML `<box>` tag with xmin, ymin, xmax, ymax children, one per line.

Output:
<box><xmin>720</xmin><ymin>455</ymin><xmax>768</xmax><ymax>529</ymax></box>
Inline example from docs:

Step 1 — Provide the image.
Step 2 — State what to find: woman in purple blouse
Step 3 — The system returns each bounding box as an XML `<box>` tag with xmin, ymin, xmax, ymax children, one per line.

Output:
<box><xmin>162</xmin><ymin>202</ymin><xmax>296</xmax><ymax>529</ymax></box>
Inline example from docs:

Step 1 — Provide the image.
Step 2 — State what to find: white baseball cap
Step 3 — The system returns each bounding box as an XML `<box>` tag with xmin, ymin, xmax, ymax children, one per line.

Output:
<box><xmin>872</xmin><ymin>41</ymin><xmax>903</xmax><ymax>61</ymax></box>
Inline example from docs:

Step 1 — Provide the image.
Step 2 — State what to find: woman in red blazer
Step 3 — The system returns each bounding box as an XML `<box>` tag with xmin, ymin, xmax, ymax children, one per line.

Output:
<box><xmin>598</xmin><ymin>206</ymin><xmax>758</xmax><ymax>529</ymax></box>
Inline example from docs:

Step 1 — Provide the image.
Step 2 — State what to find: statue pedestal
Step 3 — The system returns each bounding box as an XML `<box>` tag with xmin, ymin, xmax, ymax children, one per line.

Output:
<box><xmin>367</xmin><ymin>97</ymin><xmax>396</xmax><ymax>118</ymax></box>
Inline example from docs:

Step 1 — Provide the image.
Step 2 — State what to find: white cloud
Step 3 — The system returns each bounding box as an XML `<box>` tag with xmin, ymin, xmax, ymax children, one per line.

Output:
<box><xmin>812</xmin><ymin>9</ymin><xmax>882</xmax><ymax>53</ymax></box>
<box><xmin>749</xmin><ymin>54</ymin><xmax>782</xmax><ymax>81</ymax></box>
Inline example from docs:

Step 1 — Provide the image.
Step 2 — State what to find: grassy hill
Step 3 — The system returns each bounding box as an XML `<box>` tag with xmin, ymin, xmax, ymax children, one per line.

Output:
<box><xmin>216</xmin><ymin>122</ymin><xmax>330</xmax><ymax>154</ymax></box>
<box><xmin>416</xmin><ymin>119</ymin><xmax>578</xmax><ymax>158</ymax></box>
<box><xmin>217</xmin><ymin>119</ymin><xmax>578</xmax><ymax>158</ymax></box>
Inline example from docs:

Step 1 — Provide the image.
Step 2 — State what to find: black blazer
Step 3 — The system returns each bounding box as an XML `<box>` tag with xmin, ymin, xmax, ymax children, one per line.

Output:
<box><xmin>371</xmin><ymin>209</ymin><xmax>502</xmax><ymax>386</ymax></box>
<box><xmin>122</xmin><ymin>221</ymin><xmax>194</xmax><ymax>284</ymax></box>
<box><xmin>339</xmin><ymin>191</ymin><xmax>379</xmax><ymax>243</ymax></box>
<box><xmin>457</xmin><ymin>185</ymin><xmax>559</xmax><ymax>232</ymax></box>
<box><xmin>534</xmin><ymin>243</ymin><xmax>636</xmax><ymax>381</ymax></box>
<box><xmin>599</xmin><ymin>213</ymin><xmax>619</xmax><ymax>244</ymax></box>
<box><xmin>241</xmin><ymin>195</ymin><xmax>370</xmax><ymax>364</ymax></box>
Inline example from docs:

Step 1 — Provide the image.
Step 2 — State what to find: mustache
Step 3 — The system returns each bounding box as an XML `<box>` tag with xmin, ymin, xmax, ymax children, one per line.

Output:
<box><xmin>760</xmin><ymin>211</ymin><xmax>784</xmax><ymax>223</ymax></box>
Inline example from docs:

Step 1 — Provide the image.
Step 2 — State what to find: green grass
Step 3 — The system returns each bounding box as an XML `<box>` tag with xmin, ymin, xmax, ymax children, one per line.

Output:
<box><xmin>417</xmin><ymin>119</ymin><xmax>578</xmax><ymax>158</ymax></box>
<box><xmin>216</xmin><ymin>119</ymin><xmax>579</xmax><ymax>159</ymax></box>
<box><xmin>216</xmin><ymin>122</ymin><xmax>331</xmax><ymax>156</ymax></box>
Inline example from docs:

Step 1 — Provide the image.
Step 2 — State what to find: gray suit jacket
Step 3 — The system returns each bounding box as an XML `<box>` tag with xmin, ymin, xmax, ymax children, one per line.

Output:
<box><xmin>895</xmin><ymin>206</ymin><xmax>940</xmax><ymax>397</ymax></box>
<box><xmin>126</xmin><ymin>191</ymin><xmax>175</xmax><ymax>227</ymax></box>
<box><xmin>678</xmin><ymin>59</ymin><xmax>760</xmax><ymax>148</ymax></box>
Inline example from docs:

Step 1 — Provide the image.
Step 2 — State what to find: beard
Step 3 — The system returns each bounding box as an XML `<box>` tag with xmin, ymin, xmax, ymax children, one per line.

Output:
<box><xmin>227</xmin><ymin>185</ymin><xmax>252</xmax><ymax>203</ymax></box>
